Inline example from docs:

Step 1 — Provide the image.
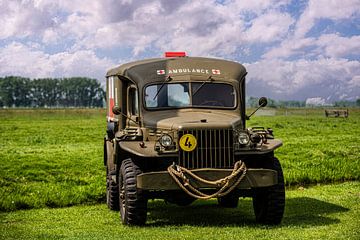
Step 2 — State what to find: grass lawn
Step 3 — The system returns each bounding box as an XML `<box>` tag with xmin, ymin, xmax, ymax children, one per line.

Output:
<box><xmin>0</xmin><ymin>109</ymin><xmax>105</xmax><ymax>211</ymax></box>
<box><xmin>247</xmin><ymin>108</ymin><xmax>360</xmax><ymax>185</ymax></box>
<box><xmin>1</xmin><ymin>182</ymin><xmax>359</xmax><ymax>240</ymax></box>
<box><xmin>0</xmin><ymin>108</ymin><xmax>359</xmax><ymax>239</ymax></box>
<box><xmin>0</xmin><ymin>108</ymin><xmax>359</xmax><ymax>211</ymax></box>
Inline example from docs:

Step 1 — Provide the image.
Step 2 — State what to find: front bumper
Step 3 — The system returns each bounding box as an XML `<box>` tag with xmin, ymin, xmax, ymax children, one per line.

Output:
<box><xmin>137</xmin><ymin>168</ymin><xmax>278</xmax><ymax>190</ymax></box>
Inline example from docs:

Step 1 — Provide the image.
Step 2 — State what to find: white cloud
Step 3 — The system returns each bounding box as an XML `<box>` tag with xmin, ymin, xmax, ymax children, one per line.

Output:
<box><xmin>73</xmin><ymin>0</ymin><xmax>241</xmax><ymax>56</ymax></box>
<box><xmin>262</xmin><ymin>37</ymin><xmax>316</xmax><ymax>59</ymax></box>
<box><xmin>42</xmin><ymin>28</ymin><xmax>59</xmax><ymax>43</ymax></box>
<box><xmin>245</xmin><ymin>58</ymin><xmax>360</xmax><ymax>101</ymax></box>
<box><xmin>1</xmin><ymin>0</ymin><xmax>357</xmax><ymax>58</ymax></box>
<box><xmin>263</xmin><ymin>33</ymin><xmax>360</xmax><ymax>60</ymax></box>
<box><xmin>0</xmin><ymin>0</ymin><xmax>359</xmax><ymax>102</ymax></box>
<box><xmin>263</xmin><ymin>0</ymin><xmax>360</xmax><ymax>61</ymax></box>
<box><xmin>0</xmin><ymin>0</ymin><xmax>56</xmax><ymax>39</ymax></box>
<box><xmin>317</xmin><ymin>34</ymin><xmax>360</xmax><ymax>58</ymax></box>
<box><xmin>57</xmin><ymin>12</ymin><xmax>99</xmax><ymax>43</ymax></box>
<box><xmin>0</xmin><ymin>42</ymin><xmax>54</xmax><ymax>77</ymax></box>
<box><xmin>0</xmin><ymin>42</ymin><xmax>113</xmax><ymax>80</ymax></box>
<box><xmin>295</xmin><ymin>0</ymin><xmax>360</xmax><ymax>38</ymax></box>
<box><xmin>0</xmin><ymin>0</ymin><xmax>294</xmax><ymax>56</ymax></box>
<box><xmin>350</xmin><ymin>75</ymin><xmax>360</xmax><ymax>87</ymax></box>
<box><xmin>244</xmin><ymin>11</ymin><xmax>294</xmax><ymax>42</ymax></box>
<box><xmin>1</xmin><ymin>0</ymin><xmax>289</xmax><ymax>56</ymax></box>
<box><xmin>230</xmin><ymin>0</ymin><xmax>290</xmax><ymax>14</ymax></box>
<box><xmin>50</xmin><ymin>51</ymin><xmax>114</xmax><ymax>81</ymax></box>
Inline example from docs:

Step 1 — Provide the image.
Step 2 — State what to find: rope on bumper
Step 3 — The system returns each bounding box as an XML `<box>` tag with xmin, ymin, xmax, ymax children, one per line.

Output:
<box><xmin>167</xmin><ymin>161</ymin><xmax>247</xmax><ymax>200</ymax></box>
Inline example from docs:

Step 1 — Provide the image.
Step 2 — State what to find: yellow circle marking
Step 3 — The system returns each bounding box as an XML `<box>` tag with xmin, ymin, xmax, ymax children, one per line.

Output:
<box><xmin>179</xmin><ymin>134</ymin><xmax>197</xmax><ymax>152</ymax></box>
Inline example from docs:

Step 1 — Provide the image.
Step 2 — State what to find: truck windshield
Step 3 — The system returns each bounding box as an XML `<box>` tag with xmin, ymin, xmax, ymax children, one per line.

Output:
<box><xmin>144</xmin><ymin>82</ymin><xmax>236</xmax><ymax>109</ymax></box>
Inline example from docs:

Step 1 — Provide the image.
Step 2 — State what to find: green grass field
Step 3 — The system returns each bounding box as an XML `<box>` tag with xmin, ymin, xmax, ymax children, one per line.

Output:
<box><xmin>0</xmin><ymin>109</ymin><xmax>105</xmax><ymax>211</ymax></box>
<box><xmin>1</xmin><ymin>182</ymin><xmax>359</xmax><ymax>240</ymax></box>
<box><xmin>248</xmin><ymin>108</ymin><xmax>360</xmax><ymax>185</ymax></box>
<box><xmin>0</xmin><ymin>108</ymin><xmax>359</xmax><ymax>239</ymax></box>
<box><xmin>0</xmin><ymin>108</ymin><xmax>359</xmax><ymax>211</ymax></box>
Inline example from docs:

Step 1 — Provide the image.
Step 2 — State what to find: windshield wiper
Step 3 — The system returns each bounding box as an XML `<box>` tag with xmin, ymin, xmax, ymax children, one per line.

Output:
<box><xmin>192</xmin><ymin>76</ymin><xmax>214</xmax><ymax>96</ymax></box>
<box><xmin>153</xmin><ymin>76</ymin><xmax>172</xmax><ymax>100</ymax></box>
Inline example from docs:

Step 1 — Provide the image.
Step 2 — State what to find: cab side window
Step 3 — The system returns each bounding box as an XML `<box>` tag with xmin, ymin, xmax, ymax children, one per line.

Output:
<box><xmin>128</xmin><ymin>87</ymin><xmax>139</xmax><ymax>116</ymax></box>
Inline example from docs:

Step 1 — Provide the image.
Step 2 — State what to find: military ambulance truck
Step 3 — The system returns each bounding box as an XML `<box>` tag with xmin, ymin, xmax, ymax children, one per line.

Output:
<box><xmin>104</xmin><ymin>52</ymin><xmax>285</xmax><ymax>225</ymax></box>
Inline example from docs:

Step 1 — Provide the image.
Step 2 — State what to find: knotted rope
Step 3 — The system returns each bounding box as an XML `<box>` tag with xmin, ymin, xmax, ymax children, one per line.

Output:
<box><xmin>167</xmin><ymin>161</ymin><xmax>247</xmax><ymax>200</ymax></box>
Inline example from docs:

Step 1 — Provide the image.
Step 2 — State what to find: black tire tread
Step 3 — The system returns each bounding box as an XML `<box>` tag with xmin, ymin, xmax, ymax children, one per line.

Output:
<box><xmin>119</xmin><ymin>159</ymin><xmax>147</xmax><ymax>225</ymax></box>
<box><xmin>107</xmin><ymin>174</ymin><xmax>119</xmax><ymax>211</ymax></box>
<box><xmin>252</xmin><ymin>157</ymin><xmax>285</xmax><ymax>225</ymax></box>
<box><xmin>105</xmin><ymin>140</ymin><xmax>119</xmax><ymax>211</ymax></box>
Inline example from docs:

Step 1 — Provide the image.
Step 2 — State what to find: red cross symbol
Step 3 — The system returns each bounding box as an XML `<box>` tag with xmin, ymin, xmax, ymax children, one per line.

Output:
<box><xmin>157</xmin><ymin>70</ymin><xmax>165</xmax><ymax>75</ymax></box>
<box><xmin>212</xmin><ymin>69</ymin><xmax>221</xmax><ymax>74</ymax></box>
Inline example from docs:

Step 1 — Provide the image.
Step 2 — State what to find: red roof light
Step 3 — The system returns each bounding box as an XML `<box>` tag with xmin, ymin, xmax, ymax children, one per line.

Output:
<box><xmin>165</xmin><ymin>52</ymin><xmax>187</xmax><ymax>58</ymax></box>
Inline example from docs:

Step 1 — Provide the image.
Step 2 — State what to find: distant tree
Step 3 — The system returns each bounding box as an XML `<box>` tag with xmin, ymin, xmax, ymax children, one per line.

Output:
<box><xmin>0</xmin><ymin>76</ymin><xmax>31</xmax><ymax>107</ymax></box>
<box><xmin>267</xmin><ymin>98</ymin><xmax>277</xmax><ymax>108</ymax></box>
<box><xmin>247</xmin><ymin>97</ymin><xmax>258</xmax><ymax>108</ymax></box>
<box><xmin>31</xmin><ymin>78</ymin><xmax>61</xmax><ymax>107</ymax></box>
<box><xmin>0</xmin><ymin>77</ymin><xmax>4</xmax><ymax>107</ymax></box>
<box><xmin>334</xmin><ymin>100</ymin><xmax>356</xmax><ymax>107</ymax></box>
<box><xmin>247</xmin><ymin>96</ymin><xmax>307</xmax><ymax>108</ymax></box>
<box><xmin>59</xmin><ymin>77</ymin><xmax>104</xmax><ymax>107</ymax></box>
<box><xmin>356</xmin><ymin>99</ymin><xmax>360</xmax><ymax>107</ymax></box>
<box><xmin>0</xmin><ymin>76</ymin><xmax>104</xmax><ymax>108</ymax></box>
<box><xmin>278</xmin><ymin>100</ymin><xmax>306</xmax><ymax>108</ymax></box>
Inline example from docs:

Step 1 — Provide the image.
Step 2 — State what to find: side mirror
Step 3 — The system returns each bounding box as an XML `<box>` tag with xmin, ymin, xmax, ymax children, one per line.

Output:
<box><xmin>246</xmin><ymin>97</ymin><xmax>268</xmax><ymax>120</ymax></box>
<box><xmin>258</xmin><ymin>97</ymin><xmax>268</xmax><ymax>107</ymax></box>
<box><xmin>112</xmin><ymin>105</ymin><xmax>122</xmax><ymax>115</ymax></box>
<box><xmin>112</xmin><ymin>105</ymin><xmax>140</xmax><ymax>126</ymax></box>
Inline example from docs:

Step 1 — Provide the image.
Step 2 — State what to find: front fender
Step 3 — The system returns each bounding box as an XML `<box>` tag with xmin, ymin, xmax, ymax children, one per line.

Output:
<box><xmin>235</xmin><ymin>139</ymin><xmax>282</xmax><ymax>155</ymax></box>
<box><xmin>119</xmin><ymin>141</ymin><xmax>177</xmax><ymax>157</ymax></box>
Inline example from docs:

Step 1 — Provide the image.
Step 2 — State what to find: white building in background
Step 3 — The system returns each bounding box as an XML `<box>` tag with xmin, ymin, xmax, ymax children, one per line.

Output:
<box><xmin>305</xmin><ymin>97</ymin><xmax>326</xmax><ymax>107</ymax></box>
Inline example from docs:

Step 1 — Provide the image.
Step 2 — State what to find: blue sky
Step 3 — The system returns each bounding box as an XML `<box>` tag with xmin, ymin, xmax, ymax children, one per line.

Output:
<box><xmin>0</xmin><ymin>0</ymin><xmax>359</xmax><ymax>103</ymax></box>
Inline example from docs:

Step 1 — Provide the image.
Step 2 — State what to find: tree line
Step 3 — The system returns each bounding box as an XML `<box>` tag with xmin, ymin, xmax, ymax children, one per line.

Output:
<box><xmin>247</xmin><ymin>96</ymin><xmax>360</xmax><ymax>108</ymax></box>
<box><xmin>0</xmin><ymin>76</ymin><xmax>105</xmax><ymax>108</ymax></box>
<box><xmin>247</xmin><ymin>96</ymin><xmax>306</xmax><ymax>108</ymax></box>
<box><xmin>1</xmin><ymin>76</ymin><xmax>359</xmax><ymax>108</ymax></box>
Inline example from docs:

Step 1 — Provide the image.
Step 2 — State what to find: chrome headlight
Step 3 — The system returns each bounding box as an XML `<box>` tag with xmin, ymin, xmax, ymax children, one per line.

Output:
<box><xmin>238</xmin><ymin>132</ymin><xmax>250</xmax><ymax>145</ymax></box>
<box><xmin>159</xmin><ymin>134</ymin><xmax>173</xmax><ymax>147</ymax></box>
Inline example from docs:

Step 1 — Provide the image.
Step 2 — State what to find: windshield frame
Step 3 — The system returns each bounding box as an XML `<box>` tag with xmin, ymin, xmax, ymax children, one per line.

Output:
<box><xmin>143</xmin><ymin>81</ymin><xmax>238</xmax><ymax>111</ymax></box>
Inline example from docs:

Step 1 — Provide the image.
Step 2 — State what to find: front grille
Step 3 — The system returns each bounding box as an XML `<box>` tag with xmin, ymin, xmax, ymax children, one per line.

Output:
<box><xmin>178</xmin><ymin>129</ymin><xmax>234</xmax><ymax>169</ymax></box>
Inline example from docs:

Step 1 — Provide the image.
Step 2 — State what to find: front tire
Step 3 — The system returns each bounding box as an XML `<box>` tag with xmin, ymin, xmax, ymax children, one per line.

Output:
<box><xmin>119</xmin><ymin>159</ymin><xmax>148</xmax><ymax>225</ymax></box>
<box><xmin>106</xmin><ymin>169</ymin><xmax>119</xmax><ymax>210</ymax></box>
<box><xmin>252</xmin><ymin>157</ymin><xmax>285</xmax><ymax>225</ymax></box>
<box><xmin>105</xmin><ymin>140</ymin><xmax>119</xmax><ymax>211</ymax></box>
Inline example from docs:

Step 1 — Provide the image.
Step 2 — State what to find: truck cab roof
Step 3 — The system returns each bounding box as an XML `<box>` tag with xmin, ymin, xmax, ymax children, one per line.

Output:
<box><xmin>106</xmin><ymin>57</ymin><xmax>247</xmax><ymax>88</ymax></box>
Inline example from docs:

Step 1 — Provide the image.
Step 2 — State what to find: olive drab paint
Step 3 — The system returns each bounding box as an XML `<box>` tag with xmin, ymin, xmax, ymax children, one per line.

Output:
<box><xmin>103</xmin><ymin>54</ymin><xmax>285</xmax><ymax>226</ymax></box>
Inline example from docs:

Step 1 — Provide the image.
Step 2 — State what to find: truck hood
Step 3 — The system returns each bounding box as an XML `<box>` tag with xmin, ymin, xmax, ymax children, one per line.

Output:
<box><xmin>143</xmin><ymin>109</ymin><xmax>241</xmax><ymax>130</ymax></box>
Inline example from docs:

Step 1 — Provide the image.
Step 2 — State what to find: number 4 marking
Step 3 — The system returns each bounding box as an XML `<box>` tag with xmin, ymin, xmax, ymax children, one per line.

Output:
<box><xmin>185</xmin><ymin>137</ymin><xmax>192</xmax><ymax>148</ymax></box>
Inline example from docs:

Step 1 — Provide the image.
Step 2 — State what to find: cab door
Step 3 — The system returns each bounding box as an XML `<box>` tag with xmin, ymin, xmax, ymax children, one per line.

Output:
<box><xmin>126</xmin><ymin>85</ymin><xmax>140</xmax><ymax>128</ymax></box>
